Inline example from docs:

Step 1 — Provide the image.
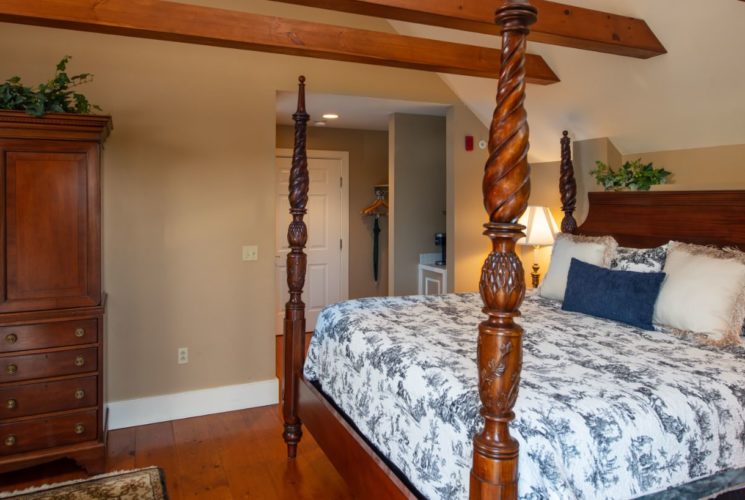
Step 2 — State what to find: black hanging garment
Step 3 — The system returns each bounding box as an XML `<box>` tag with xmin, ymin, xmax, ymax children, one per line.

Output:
<box><xmin>373</xmin><ymin>215</ymin><xmax>381</xmax><ymax>282</ymax></box>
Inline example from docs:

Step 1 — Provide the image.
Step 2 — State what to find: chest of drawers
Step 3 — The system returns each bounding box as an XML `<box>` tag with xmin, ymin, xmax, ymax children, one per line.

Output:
<box><xmin>0</xmin><ymin>308</ymin><xmax>105</xmax><ymax>474</ymax></box>
<box><xmin>0</xmin><ymin>111</ymin><xmax>111</xmax><ymax>475</ymax></box>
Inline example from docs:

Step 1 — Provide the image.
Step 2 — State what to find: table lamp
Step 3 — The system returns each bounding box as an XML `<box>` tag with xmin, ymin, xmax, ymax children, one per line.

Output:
<box><xmin>518</xmin><ymin>206</ymin><xmax>559</xmax><ymax>288</ymax></box>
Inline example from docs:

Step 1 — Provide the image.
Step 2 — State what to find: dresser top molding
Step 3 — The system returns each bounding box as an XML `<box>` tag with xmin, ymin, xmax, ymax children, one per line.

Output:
<box><xmin>0</xmin><ymin>111</ymin><xmax>112</xmax><ymax>142</ymax></box>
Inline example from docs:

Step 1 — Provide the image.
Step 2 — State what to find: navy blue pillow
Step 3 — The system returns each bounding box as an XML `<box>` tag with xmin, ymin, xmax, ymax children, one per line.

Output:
<box><xmin>562</xmin><ymin>258</ymin><xmax>665</xmax><ymax>331</ymax></box>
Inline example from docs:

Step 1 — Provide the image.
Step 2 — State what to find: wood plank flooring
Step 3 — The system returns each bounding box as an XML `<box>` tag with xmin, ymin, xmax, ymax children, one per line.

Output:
<box><xmin>0</xmin><ymin>405</ymin><xmax>351</xmax><ymax>499</ymax></box>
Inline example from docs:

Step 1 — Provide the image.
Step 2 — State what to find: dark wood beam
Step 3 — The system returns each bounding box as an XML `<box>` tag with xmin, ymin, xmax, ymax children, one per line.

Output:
<box><xmin>0</xmin><ymin>0</ymin><xmax>559</xmax><ymax>84</ymax></box>
<box><xmin>271</xmin><ymin>0</ymin><xmax>667</xmax><ymax>59</ymax></box>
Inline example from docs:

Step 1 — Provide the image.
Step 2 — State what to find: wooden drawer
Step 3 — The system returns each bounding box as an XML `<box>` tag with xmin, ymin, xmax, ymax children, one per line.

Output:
<box><xmin>0</xmin><ymin>410</ymin><xmax>97</xmax><ymax>456</ymax></box>
<box><xmin>0</xmin><ymin>376</ymin><xmax>97</xmax><ymax>419</ymax></box>
<box><xmin>0</xmin><ymin>348</ymin><xmax>97</xmax><ymax>383</ymax></box>
<box><xmin>0</xmin><ymin>319</ymin><xmax>97</xmax><ymax>353</ymax></box>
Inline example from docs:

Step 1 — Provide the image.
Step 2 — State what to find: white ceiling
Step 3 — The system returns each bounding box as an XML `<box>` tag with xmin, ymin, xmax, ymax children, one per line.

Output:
<box><xmin>389</xmin><ymin>0</ymin><xmax>745</xmax><ymax>162</ymax></box>
<box><xmin>276</xmin><ymin>91</ymin><xmax>449</xmax><ymax>131</ymax></box>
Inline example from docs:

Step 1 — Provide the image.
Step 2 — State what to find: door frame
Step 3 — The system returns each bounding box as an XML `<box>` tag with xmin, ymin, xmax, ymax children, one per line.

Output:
<box><xmin>275</xmin><ymin>148</ymin><xmax>350</xmax><ymax>314</ymax></box>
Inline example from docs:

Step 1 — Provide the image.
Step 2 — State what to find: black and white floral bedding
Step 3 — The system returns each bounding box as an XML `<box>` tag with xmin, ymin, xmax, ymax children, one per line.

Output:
<box><xmin>304</xmin><ymin>291</ymin><xmax>745</xmax><ymax>499</ymax></box>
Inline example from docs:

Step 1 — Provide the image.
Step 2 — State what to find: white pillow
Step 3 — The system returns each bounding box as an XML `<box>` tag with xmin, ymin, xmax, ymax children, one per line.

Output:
<box><xmin>653</xmin><ymin>242</ymin><xmax>745</xmax><ymax>346</ymax></box>
<box><xmin>539</xmin><ymin>234</ymin><xmax>617</xmax><ymax>301</ymax></box>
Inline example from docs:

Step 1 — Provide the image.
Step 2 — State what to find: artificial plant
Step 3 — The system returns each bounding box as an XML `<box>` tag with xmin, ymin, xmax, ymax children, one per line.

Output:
<box><xmin>0</xmin><ymin>56</ymin><xmax>101</xmax><ymax>117</ymax></box>
<box><xmin>591</xmin><ymin>159</ymin><xmax>671</xmax><ymax>191</ymax></box>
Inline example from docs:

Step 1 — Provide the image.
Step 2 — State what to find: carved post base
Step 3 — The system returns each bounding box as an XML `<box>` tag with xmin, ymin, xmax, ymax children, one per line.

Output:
<box><xmin>283</xmin><ymin>308</ymin><xmax>306</xmax><ymax>459</ymax></box>
<box><xmin>283</xmin><ymin>423</ymin><xmax>302</xmax><ymax>458</ymax></box>
<box><xmin>471</xmin><ymin>222</ymin><xmax>525</xmax><ymax>500</ymax></box>
<box><xmin>470</xmin><ymin>440</ymin><xmax>518</xmax><ymax>499</ymax></box>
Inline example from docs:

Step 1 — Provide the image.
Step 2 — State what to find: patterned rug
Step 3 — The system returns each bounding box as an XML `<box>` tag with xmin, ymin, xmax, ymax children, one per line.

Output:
<box><xmin>0</xmin><ymin>467</ymin><xmax>167</xmax><ymax>499</ymax></box>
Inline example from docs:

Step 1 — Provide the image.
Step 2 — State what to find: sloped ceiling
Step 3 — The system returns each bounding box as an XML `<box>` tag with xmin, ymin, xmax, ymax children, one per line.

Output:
<box><xmin>390</xmin><ymin>0</ymin><xmax>745</xmax><ymax>162</ymax></box>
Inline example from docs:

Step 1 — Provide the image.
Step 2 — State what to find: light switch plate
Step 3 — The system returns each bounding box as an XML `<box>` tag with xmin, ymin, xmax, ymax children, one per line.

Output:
<box><xmin>242</xmin><ymin>245</ymin><xmax>258</xmax><ymax>261</ymax></box>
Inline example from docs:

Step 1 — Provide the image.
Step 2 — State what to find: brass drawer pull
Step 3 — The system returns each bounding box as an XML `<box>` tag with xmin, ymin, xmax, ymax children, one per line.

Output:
<box><xmin>6</xmin><ymin>399</ymin><xmax>16</xmax><ymax>410</ymax></box>
<box><xmin>74</xmin><ymin>328</ymin><xmax>85</xmax><ymax>338</ymax></box>
<box><xmin>74</xmin><ymin>389</ymin><xmax>85</xmax><ymax>400</ymax></box>
<box><xmin>74</xmin><ymin>356</ymin><xmax>85</xmax><ymax>367</ymax></box>
<box><xmin>4</xmin><ymin>333</ymin><xmax>17</xmax><ymax>345</ymax></box>
<box><xmin>4</xmin><ymin>435</ymin><xmax>15</xmax><ymax>447</ymax></box>
<box><xmin>6</xmin><ymin>364</ymin><xmax>17</xmax><ymax>375</ymax></box>
<box><xmin>74</xmin><ymin>423</ymin><xmax>85</xmax><ymax>435</ymax></box>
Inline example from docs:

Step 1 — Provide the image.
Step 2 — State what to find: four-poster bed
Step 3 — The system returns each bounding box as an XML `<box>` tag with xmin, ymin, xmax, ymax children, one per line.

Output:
<box><xmin>284</xmin><ymin>1</ymin><xmax>541</xmax><ymax>494</ymax></box>
<box><xmin>281</xmin><ymin>1</ymin><xmax>745</xmax><ymax>498</ymax></box>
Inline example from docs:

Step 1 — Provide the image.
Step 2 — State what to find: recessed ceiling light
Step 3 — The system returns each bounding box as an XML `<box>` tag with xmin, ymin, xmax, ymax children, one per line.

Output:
<box><xmin>322</xmin><ymin>113</ymin><xmax>339</xmax><ymax>120</ymax></box>
<box><xmin>314</xmin><ymin>121</ymin><xmax>327</xmax><ymax>126</ymax></box>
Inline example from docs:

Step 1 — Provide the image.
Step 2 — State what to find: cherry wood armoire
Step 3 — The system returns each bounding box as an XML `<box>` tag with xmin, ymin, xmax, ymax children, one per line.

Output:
<box><xmin>0</xmin><ymin>111</ymin><xmax>111</xmax><ymax>474</ymax></box>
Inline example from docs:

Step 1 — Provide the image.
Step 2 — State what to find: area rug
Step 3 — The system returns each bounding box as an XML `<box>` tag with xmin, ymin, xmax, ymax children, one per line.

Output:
<box><xmin>0</xmin><ymin>466</ymin><xmax>167</xmax><ymax>500</ymax></box>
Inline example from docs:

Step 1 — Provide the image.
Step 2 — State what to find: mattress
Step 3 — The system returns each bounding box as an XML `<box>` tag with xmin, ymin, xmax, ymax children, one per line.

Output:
<box><xmin>303</xmin><ymin>291</ymin><xmax>745</xmax><ymax>499</ymax></box>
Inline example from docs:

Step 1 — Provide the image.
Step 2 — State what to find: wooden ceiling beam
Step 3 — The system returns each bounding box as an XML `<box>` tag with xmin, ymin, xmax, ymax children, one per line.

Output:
<box><xmin>0</xmin><ymin>0</ymin><xmax>559</xmax><ymax>84</ymax></box>
<box><xmin>271</xmin><ymin>0</ymin><xmax>667</xmax><ymax>59</ymax></box>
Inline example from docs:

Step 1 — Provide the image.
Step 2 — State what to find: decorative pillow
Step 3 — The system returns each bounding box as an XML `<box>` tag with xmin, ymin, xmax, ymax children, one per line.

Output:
<box><xmin>563</xmin><ymin>258</ymin><xmax>665</xmax><ymax>330</ymax></box>
<box><xmin>653</xmin><ymin>242</ymin><xmax>745</xmax><ymax>346</ymax></box>
<box><xmin>540</xmin><ymin>234</ymin><xmax>617</xmax><ymax>301</ymax></box>
<box><xmin>734</xmin><ymin>249</ymin><xmax>745</xmax><ymax>338</ymax></box>
<box><xmin>611</xmin><ymin>243</ymin><xmax>669</xmax><ymax>273</ymax></box>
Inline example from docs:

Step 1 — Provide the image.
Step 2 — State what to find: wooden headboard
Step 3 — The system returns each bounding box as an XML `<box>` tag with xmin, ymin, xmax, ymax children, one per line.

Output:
<box><xmin>578</xmin><ymin>191</ymin><xmax>745</xmax><ymax>249</ymax></box>
<box><xmin>559</xmin><ymin>132</ymin><xmax>745</xmax><ymax>250</ymax></box>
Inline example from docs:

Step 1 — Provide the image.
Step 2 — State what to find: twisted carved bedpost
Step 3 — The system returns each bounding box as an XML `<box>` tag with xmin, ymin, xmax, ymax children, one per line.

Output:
<box><xmin>470</xmin><ymin>1</ymin><xmax>535</xmax><ymax>499</ymax></box>
<box><xmin>560</xmin><ymin>130</ymin><xmax>578</xmax><ymax>234</ymax></box>
<box><xmin>283</xmin><ymin>75</ymin><xmax>310</xmax><ymax>459</ymax></box>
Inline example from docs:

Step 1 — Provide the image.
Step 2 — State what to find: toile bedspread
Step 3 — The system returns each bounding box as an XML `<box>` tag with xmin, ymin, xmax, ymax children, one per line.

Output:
<box><xmin>303</xmin><ymin>291</ymin><xmax>745</xmax><ymax>499</ymax></box>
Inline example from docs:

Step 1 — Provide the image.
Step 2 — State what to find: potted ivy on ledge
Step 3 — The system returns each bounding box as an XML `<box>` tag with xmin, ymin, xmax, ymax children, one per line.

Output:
<box><xmin>0</xmin><ymin>56</ymin><xmax>100</xmax><ymax>117</ymax></box>
<box><xmin>591</xmin><ymin>159</ymin><xmax>672</xmax><ymax>191</ymax></box>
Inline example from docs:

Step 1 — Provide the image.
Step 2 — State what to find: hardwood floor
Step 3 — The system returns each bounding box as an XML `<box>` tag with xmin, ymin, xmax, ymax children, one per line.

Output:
<box><xmin>0</xmin><ymin>405</ymin><xmax>352</xmax><ymax>499</ymax></box>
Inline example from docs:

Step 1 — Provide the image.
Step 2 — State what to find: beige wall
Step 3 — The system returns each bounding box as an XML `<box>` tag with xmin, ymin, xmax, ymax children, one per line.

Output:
<box><xmin>623</xmin><ymin>144</ymin><xmax>745</xmax><ymax>191</ymax></box>
<box><xmin>572</xmin><ymin>137</ymin><xmax>622</xmax><ymax>225</ymax></box>
<box><xmin>276</xmin><ymin>125</ymin><xmax>389</xmax><ymax>299</ymax></box>
<box><xmin>389</xmin><ymin>114</ymin><xmax>446</xmax><ymax>296</ymax></box>
<box><xmin>520</xmin><ymin>140</ymin><xmax>745</xmax><ymax>285</ymax></box>
<box><xmin>448</xmin><ymin>110</ymin><xmax>491</xmax><ymax>293</ymax></box>
<box><xmin>0</xmin><ymin>3</ymin><xmax>488</xmax><ymax>401</ymax></box>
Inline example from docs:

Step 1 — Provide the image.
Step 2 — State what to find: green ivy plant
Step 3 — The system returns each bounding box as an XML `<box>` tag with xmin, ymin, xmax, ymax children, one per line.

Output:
<box><xmin>0</xmin><ymin>56</ymin><xmax>101</xmax><ymax>117</ymax></box>
<box><xmin>591</xmin><ymin>159</ymin><xmax>672</xmax><ymax>191</ymax></box>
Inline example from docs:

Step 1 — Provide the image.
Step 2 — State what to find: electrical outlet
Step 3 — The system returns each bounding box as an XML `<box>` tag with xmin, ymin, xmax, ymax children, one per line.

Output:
<box><xmin>242</xmin><ymin>245</ymin><xmax>258</xmax><ymax>261</ymax></box>
<box><xmin>178</xmin><ymin>347</ymin><xmax>188</xmax><ymax>364</ymax></box>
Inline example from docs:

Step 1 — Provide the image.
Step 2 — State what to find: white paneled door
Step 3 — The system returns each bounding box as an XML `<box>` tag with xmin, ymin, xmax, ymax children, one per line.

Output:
<box><xmin>275</xmin><ymin>150</ymin><xmax>349</xmax><ymax>335</ymax></box>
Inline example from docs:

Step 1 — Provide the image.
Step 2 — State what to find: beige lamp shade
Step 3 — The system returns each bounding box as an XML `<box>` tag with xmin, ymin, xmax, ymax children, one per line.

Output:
<box><xmin>517</xmin><ymin>206</ymin><xmax>559</xmax><ymax>247</ymax></box>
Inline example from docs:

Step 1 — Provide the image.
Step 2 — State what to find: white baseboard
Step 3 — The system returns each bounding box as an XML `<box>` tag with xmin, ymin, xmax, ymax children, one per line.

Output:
<box><xmin>107</xmin><ymin>378</ymin><xmax>279</xmax><ymax>430</ymax></box>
